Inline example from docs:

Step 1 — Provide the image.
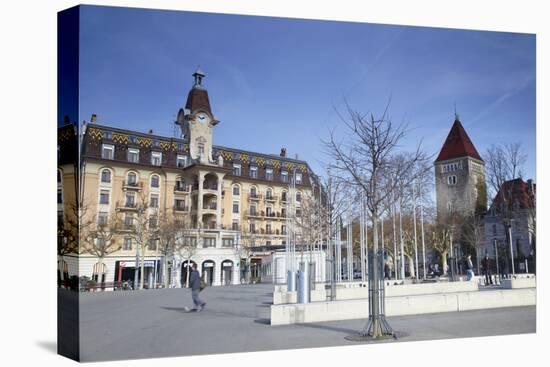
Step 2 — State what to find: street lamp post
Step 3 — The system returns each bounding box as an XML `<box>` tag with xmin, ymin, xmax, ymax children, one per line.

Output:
<box><xmin>493</xmin><ymin>238</ymin><xmax>500</xmax><ymax>284</ymax></box>
<box><xmin>508</xmin><ymin>220</ymin><xmax>515</xmax><ymax>275</ymax></box>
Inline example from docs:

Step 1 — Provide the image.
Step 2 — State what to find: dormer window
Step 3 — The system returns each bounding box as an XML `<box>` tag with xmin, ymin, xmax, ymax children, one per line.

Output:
<box><xmin>233</xmin><ymin>164</ymin><xmax>241</xmax><ymax>176</ymax></box>
<box><xmin>250</xmin><ymin>166</ymin><xmax>258</xmax><ymax>179</ymax></box>
<box><xmin>127</xmin><ymin>148</ymin><xmax>139</xmax><ymax>163</ymax></box>
<box><xmin>295</xmin><ymin>172</ymin><xmax>303</xmax><ymax>184</ymax></box>
<box><xmin>266</xmin><ymin>168</ymin><xmax>273</xmax><ymax>181</ymax></box>
<box><xmin>281</xmin><ymin>171</ymin><xmax>288</xmax><ymax>183</ymax></box>
<box><xmin>177</xmin><ymin>155</ymin><xmax>187</xmax><ymax>168</ymax></box>
<box><xmin>151</xmin><ymin>151</ymin><xmax>162</xmax><ymax>166</ymax></box>
<box><xmin>101</xmin><ymin>144</ymin><xmax>114</xmax><ymax>160</ymax></box>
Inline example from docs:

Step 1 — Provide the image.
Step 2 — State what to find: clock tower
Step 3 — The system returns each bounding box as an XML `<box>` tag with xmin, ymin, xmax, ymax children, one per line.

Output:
<box><xmin>176</xmin><ymin>68</ymin><xmax>220</xmax><ymax>165</ymax></box>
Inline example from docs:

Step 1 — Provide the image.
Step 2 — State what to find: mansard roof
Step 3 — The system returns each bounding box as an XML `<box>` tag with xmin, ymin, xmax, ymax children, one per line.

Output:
<box><xmin>435</xmin><ymin>118</ymin><xmax>483</xmax><ymax>163</ymax></box>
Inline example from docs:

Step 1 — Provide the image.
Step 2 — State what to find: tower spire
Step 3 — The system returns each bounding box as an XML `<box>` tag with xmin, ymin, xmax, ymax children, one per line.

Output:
<box><xmin>454</xmin><ymin>102</ymin><xmax>459</xmax><ymax>121</ymax></box>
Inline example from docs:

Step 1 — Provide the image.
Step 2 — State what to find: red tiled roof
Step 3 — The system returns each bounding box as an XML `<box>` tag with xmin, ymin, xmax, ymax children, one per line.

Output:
<box><xmin>185</xmin><ymin>87</ymin><xmax>212</xmax><ymax>116</ymax></box>
<box><xmin>435</xmin><ymin>119</ymin><xmax>483</xmax><ymax>162</ymax></box>
<box><xmin>491</xmin><ymin>178</ymin><xmax>536</xmax><ymax>211</ymax></box>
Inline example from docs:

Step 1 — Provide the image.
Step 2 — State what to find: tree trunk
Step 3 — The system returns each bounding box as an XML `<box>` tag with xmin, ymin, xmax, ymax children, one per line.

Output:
<box><xmin>140</xmin><ymin>245</ymin><xmax>145</xmax><ymax>290</ymax></box>
<box><xmin>370</xmin><ymin>208</ymin><xmax>382</xmax><ymax>337</ymax></box>
<box><xmin>441</xmin><ymin>250</ymin><xmax>448</xmax><ymax>275</ymax></box>
<box><xmin>406</xmin><ymin>254</ymin><xmax>415</xmax><ymax>278</ymax></box>
<box><xmin>163</xmin><ymin>255</ymin><xmax>168</xmax><ymax>288</ymax></box>
<box><xmin>98</xmin><ymin>256</ymin><xmax>105</xmax><ymax>291</ymax></box>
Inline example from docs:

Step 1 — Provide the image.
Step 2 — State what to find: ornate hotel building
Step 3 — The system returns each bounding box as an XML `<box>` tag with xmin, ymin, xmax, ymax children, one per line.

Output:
<box><xmin>58</xmin><ymin>69</ymin><xmax>317</xmax><ymax>288</ymax></box>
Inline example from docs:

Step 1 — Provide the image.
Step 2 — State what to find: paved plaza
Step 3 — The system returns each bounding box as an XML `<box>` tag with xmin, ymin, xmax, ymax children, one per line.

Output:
<box><xmin>69</xmin><ymin>284</ymin><xmax>535</xmax><ymax>362</ymax></box>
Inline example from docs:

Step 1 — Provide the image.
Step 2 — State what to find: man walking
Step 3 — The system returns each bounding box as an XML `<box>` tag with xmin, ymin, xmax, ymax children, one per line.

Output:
<box><xmin>189</xmin><ymin>263</ymin><xmax>206</xmax><ymax>312</ymax></box>
<box><xmin>481</xmin><ymin>254</ymin><xmax>493</xmax><ymax>285</ymax></box>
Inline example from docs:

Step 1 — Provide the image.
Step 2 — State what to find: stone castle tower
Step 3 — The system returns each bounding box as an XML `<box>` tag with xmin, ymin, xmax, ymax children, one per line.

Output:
<box><xmin>435</xmin><ymin>115</ymin><xmax>485</xmax><ymax>218</ymax></box>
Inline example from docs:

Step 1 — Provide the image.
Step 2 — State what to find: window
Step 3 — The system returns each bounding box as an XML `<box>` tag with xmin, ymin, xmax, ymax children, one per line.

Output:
<box><xmin>296</xmin><ymin>192</ymin><xmax>301</xmax><ymax>202</ymax></box>
<box><xmin>447</xmin><ymin>175</ymin><xmax>457</xmax><ymax>185</ymax></box>
<box><xmin>232</xmin><ymin>220</ymin><xmax>239</xmax><ymax>231</ymax></box>
<box><xmin>296</xmin><ymin>209</ymin><xmax>301</xmax><ymax>217</ymax></box>
<box><xmin>266</xmin><ymin>168</ymin><xmax>273</xmax><ymax>181</ymax></box>
<box><xmin>125</xmin><ymin>193</ymin><xmax>135</xmax><ymax>207</ymax></box>
<box><xmin>123</xmin><ymin>238</ymin><xmax>132</xmax><ymax>251</ymax></box>
<box><xmin>249</xmin><ymin>222</ymin><xmax>256</xmax><ymax>233</ymax></box>
<box><xmin>57</xmin><ymin>170</ymin><xmax>62</xmax><ymax>183</ymax></box>
<box><xmin>152</xmin><ymin>139</ymin><xmax>160</xmax><ymax>148</ymax></box>
<box><xmin>281</xmin><ymin>170</ymin><xmax>288</xmax><ymax>183</ymax></box>
<box><xmin>57</xmin><ymin>190</ymin><xmax>63</xmax><ymax>204</ymax></box>
<box><xmin>102</xmin><ymin>131</ymin><xmax>112</xmax><ymax>140</ymax></box>
<box><xmin>151</xmin><ymin>175</ymin><xmax>160</xmax><ymax>188</ymax></box>
<box><xmin>99</xmin><ymin>190</ymin><xmax>110</xmax><ymax>205</ymax></box>
<box><xmin>176</xmin><ymin>155</ymin><xmax>187</xmax><ymax>168</ymax></box>
<box><xmin>266</xmin><ymin>207</ymin><xmax>272</xmax><ymax>217</ymax></box>
<box><xmin>233</xmin><ymin>202</ymin><xmax>239</xmax><ymax>214</ymax></box>
<box><xmin>203</xmin><ymin>238</ymin><xmax>215</xmax><ymax>248</ymax></box>
<box><xmin>124</xmin><ymin>214</ymin><xmax>133</xmax><ymax>229</ymax></box>
<box><xmin>150</xmin><ymin>194</ymin><xmax>159</xmax><ymax>208</ymax></box>
<box><xmin>101</xmin><ymin>144</ymin><xmax>114</xmax><ymax>160</ymax></box>
<box><xmin>250</xmin><ymin>205</ymin><xmax>257</xmax><ymax>216</ymax></box>
<box><xmin>198</xmin><ymin>143</ymin><xmax>205</xmax><ymax>156</ymax></box>
<box><xmin>127</xmin><ymin>148</ymin><xmax>139</xmax><ymax>163</ymax></box>
<box><xmin>266</xmin><ymin>241</ymin><xmax>272</xmax><ymax>246</ymax></box>
<box><xmin>98</xmin><ymin>212</ymin><xmax>108</xmax><ymax>226</ymax></box>
<box><xmin>100</xmin><ymin>169</ymin><xmax>111</xmax><ymax>183</ymax></box>
<box><xmin>57</xmin><ymin>211</ymin><xmax>64</xmax><ymax>226</ymax></box>
<box><xmin>281</xmin><ymin>208</ymin><xmax>287</xmax><ymax>217</ymax></box>
<box><xmin>175</xmin><ymin>177</ymin><xmax>186</xmax><ymax>191</ymax></box>
<box><xmin>447</xmin><ymin>202</ymin><xmax>452</xmax><ymax>212</ymax></box>
<box><xmin>149</xmin><ymin>215</ymin><xmax>158</xmax><ymax>228</ymax></box>
<box><xmin>233</xmin><ymin>164</ymin><xmax>241</xmax><ymax>176</ymax></box>
<box><xmin>96</xmin><ymin>237</ymin><xmax>106</xmax><ymax>248</ymax></box>
<box><xmin>176</xmin><ymin>142</ymin><xmax>185</xmax><ymax>151</ymax></box>
<box><xmin>266</xmin><ymin>223</ymin><xmax>272</xmax><ymax>234</ymax></box>
<box><xmin>127</xmin><ymin>172</ymin><xmax>137</xmax><ymax>185</ymax></box>
<box><xmin>295</xmin><ymin>172</ymin><xmax>303</xmax><ymax>184</ymax></box>
<box><xmin>282</xmin><ymin>225</ymin><xmax>287</xmax><ymax>235</ymax></box>
<box><xmin>175</xmin><ymin>199</ymin><xmax>186</xmax><ymax>211</ymax></box>
<box><xmin>282</xmin><ymin>191</ymin><xmax>288</xmax><ymax>202</ymax></box>
<box><xmin>222</xmin><ymin>238</ymin><xmax>234</xmax><ymax>247</ymax></box>
<box><xmin>129</xmin><ymin>135</ymin><xmax>137</xmax><ymax>144</ymax></box>
<box><xmin>151</xmin><ymin>151</ymin><xmax>162</xmax><ymax>166</ymax></box>
<box><xmin>233</xmin><ymin>185</ymin><xmax>240</xmax><ymax>196</ymax></box>
<box><xmin>148</xmin><ymin>238</ymin><xmax>158</xmax><ymax>251</ymax></box>
<box><xmin>249</xmin><ymin>166</ymin><xmax>258</xmax><ymax>179</ymax></box>
<box><xmin>266</xmin><ymin>189</ymin><xmax>273</xmax><ymax>200</ymax></box>
<box><xmin>250</xmin><ymin>187</ymin><xmax>257</xmax><ymax>198</ymax></box>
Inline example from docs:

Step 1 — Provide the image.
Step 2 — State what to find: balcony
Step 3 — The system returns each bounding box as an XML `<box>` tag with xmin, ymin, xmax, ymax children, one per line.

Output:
<box><xmin>203</xmin><ymin>202</ymin><xmax>217</xmax><ymax>210</ymax></box>
<box><xmin>265</xmin><ymin>195</ymin><xmax>277</xmax><ymax>203</ymax></box>
<box><xmin>122</xmin><ymin>181</ymin><xmax>142</xmax><ymax>191</ymax></box>
<box><xmin>248</xmin><ymin>193</ymin><xmax>262</xmax><ymax>201</ymax></box>
<box><xmin>174</xmin><ymin>205</ymin><xmax>189</xmax><ymax>212</ymax></box>
<box><xmin>174</xmin><ymin>183</ymin><xmax>190</xmax><ymax>194</ymax></box>
<box><xmin>203</xmin><ymin>183</ymin><xmax>218</xmax><ymax>191</ymax></box>
<box><xmin>116</xmin><ymin>201</ymin><xmax>139</xmax><ymax>211</ymax></box>
<box><xmin>245</xmin><ymin>210</ymin><xmax>261</xmax><ymax>218</ymax></box>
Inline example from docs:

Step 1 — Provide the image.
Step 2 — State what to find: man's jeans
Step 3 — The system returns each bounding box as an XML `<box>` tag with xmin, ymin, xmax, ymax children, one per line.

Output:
<box><xmin>466</xmin><ymin>269</ymin><xmax>475</xmax><ymax>281</ymax></box>
<box><xmin>192</xmin><ymin>289</ymin><xmax>204</xmax><ymax>308</ymax></box>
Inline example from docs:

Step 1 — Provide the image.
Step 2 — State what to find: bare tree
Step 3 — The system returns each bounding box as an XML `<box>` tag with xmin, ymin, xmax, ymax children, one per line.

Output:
<box><xmin>82</xmin><ymin>212</ymin><xmax>122</xmax><ymax>288</ymax></box>
<box><xmin>323</xmin><ymin>102</ymin><xmax>427</xmax><ymax>338</ymax></box>
<box><xmin>157</xmin><ymin>209</ymin><xmax>180</xmax><ymax>288</ymax></box>
<box><xmin>174</xmin><ymin>225</ymin><xmax>199</xmax><ymax>288</ymax></box>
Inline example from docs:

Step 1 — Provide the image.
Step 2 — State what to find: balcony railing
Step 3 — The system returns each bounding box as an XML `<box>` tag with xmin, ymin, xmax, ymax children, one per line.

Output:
<box><xmin>122</xmin><ymin>181</ymin><xmax>142</xmax><ymax>190</ymax></box>
<box><xmin>116</xmin><ymin>201</ymin><xmax>138</xmax><ymax>210</ymax></box>
<box><xmin>203</xmin><ymin>183</ymin><xmax>218</xmax><ymax>191</ymax></box>
<box><xmin>248</xmin><ymin>193</ymin><xmax>262</xmax><ymax>201</ymax></box>
<box><xmin>174</xmin><ymin>183</ymin><xmax>190</xmax><ymax>193</ymax></box>
<box><xmin>203</xmin><ymin>202</ymin><xmax>217</xmax><ymax>210</ymax></box>
<box><xmin>265</xmin><ymin>195</ymin><xmax>277</xmax><ymax>202</ymax></box>
<box><xmin>174</xmin><ymin>205</ymin><xmax>189</xmax><ymax>212</ymax></box>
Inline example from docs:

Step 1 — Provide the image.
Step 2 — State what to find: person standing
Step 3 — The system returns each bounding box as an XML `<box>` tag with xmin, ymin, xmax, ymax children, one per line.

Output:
<box><xmin>189</xmin><ymin>263</ymin><xmax>206</xmax><ymax>311</ymax></box>
<box><xmin>481</xmin><ymin>254</ymin><xmax>493</xmax><ymax>285</ymax></box>
<box><xmin>465</xmin><ymin>255</ymin><xmax>475</xmax><ymax>281</ymax></box>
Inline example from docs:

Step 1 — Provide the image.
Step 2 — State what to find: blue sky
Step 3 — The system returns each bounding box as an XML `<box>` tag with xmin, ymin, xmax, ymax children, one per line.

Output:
<box><xmin>75</xmin><ymin>5</ymin><xmax>536</xmax><ymax>181</ymax></box>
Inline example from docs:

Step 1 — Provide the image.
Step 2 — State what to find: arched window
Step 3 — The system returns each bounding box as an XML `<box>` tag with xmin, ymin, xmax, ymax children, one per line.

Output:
<box><xmin>151</xmin><ymin>174</ymin><xmax>160</xmax><ymax>188</ymax></box>
<box><xmin>447</xmin><ymin>175</ymin><xmax>457</xmax><ymax>185</ymax></box>
<box><xmin>127</xmin><ymin>172</ymin><xmax>137</xmax><ymax>185</ymax></box>
<box><xmin>250</xmin><ymin>186</ymin><xmax>257</xmax><ymax>198</ymax></box>
<box><xmin>233</xmin><ymin>185</ymin><xmax>240</xmax><ymax>196</ymax></box>
<box><xmin>100</xmin><ymin>169</ymin><xmax>111</xmax><ymax>183</ymax></box>
<box><xmin>266</xmin><ymin>188</ymin><xmax>273</xmax><ymax>200</ymax></box>
<box><xmin>282</xmin><ymin>191</ymin><xmax>288</xmax><ymax>202</ymax></box>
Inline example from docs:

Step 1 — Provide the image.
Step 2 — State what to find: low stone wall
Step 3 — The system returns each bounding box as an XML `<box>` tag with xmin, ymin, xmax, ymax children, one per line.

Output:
<box><xmin>270</xmin><ymin>288</ymin><xmax>536</xmax><ymax>325</ymax></box>
<box><xmin>501</xmin><ymin>275</ymin><xmax>536</xmax><ymax>289</ymax></box>
<box><xmin>273</xmin><ymin>280</ymin><xmax>479</xmax><ymax>304</ymax></box>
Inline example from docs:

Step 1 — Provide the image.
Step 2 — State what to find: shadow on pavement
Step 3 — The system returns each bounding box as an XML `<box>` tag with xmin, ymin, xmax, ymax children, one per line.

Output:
<box><xmin>294</xmin><ymin>322</ymin><xmax>359</xmax><ymax>336</ymax></box>
<box><xmin>36</xmin><ymin>340</ymin><xmax>57</xmax><ymax>354</ymax></box>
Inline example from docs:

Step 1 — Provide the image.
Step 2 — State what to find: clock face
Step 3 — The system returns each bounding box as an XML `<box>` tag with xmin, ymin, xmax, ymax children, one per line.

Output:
<box><xmin>197</xmin><ymin>113</ymin><xmax>208</xmax><ymax>123</ymax></box>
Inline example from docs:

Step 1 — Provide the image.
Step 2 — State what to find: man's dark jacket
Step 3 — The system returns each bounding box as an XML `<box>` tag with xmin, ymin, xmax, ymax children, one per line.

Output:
<box><xmin>189</xmin><ymin>270</ymin><xmax>200</xmax><ymax>291</ymax></box>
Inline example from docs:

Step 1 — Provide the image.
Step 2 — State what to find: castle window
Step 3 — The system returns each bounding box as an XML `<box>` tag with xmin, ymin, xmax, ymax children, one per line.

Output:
<box><xmin>100</xmin><ymin>169</ymin><xmax>111</xmax><ymax>183</ymax></box>
<box><xmin>447</xmin><ymin>175</ymin><xmax>457</xmax><ymax>185</ymax></box>
<box><xmin>151</xmin><ymin>174</ymin><xmax>160</xmax><ymax>188</ymax></box>
<box><xmin>151</xmin><ymin>151</ymin><xmax>162</xmax><ymax>166</ymax></box>
<box><xmin>233</xmin><ymin>164</ymin><xmax>241</xmax><ymax>176</ymax></box>
<box><xmin>266</xmin><ymin>168</ymin><xmax>273</xmax><ymax>181</ymax></box>
<box><xmin>101</xmin><ymin>144</ymin><xmax>114</xmax><ymax>160</ymax></box>
<box><xmin>249</xmin><ymin>166</ymin><xmax>258</xmax><ymax>179</ymax></box>
<box><xmin>99</xmin><ymin>190</ymin><xmax>110</xmax><ymax>205</ymax></box>
<box><xmin>127</xmin><ymin>148</ymin><xmax>139</xmax><ymax>163</ymax></box>
<box><xmin>176</xmin><ymin>155</ymin><xmax>187</xmax><ymax>168</ymax></box>
<box><xmin>281</xmin><ymin>171</ymin><xmax>288</xmax><ymax>183</ymax></box>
